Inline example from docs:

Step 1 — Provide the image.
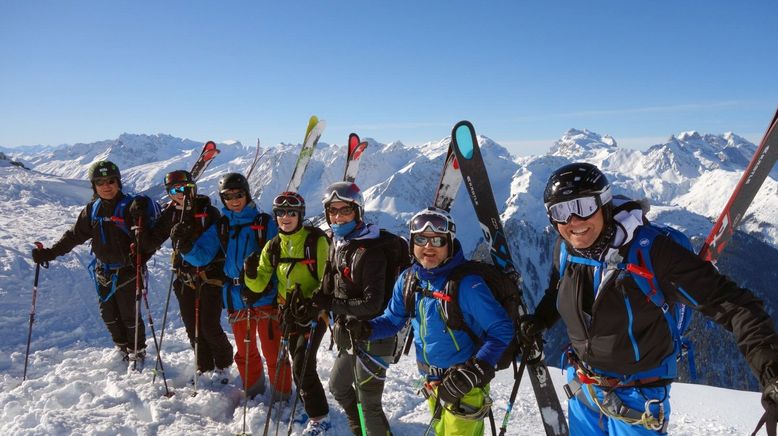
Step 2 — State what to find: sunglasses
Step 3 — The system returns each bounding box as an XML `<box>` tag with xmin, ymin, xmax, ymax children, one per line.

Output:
<box><xmin>222</xmin><ymin>191</ymin><xmax>246</xmax><ymax>201</ymax></box>
<box><xmin>412</xmin><ymin>234</ymin><xmax>447</xmax><ymax>248</ymax></box>
<box><xmin>326</xmin><ymin>205</ymin><xmax>355</xmax><ymax>216</ymax></box>
<box><xmin>546</xmin><ymin>187</ymin><xmax>611</xmax><ymax>224</ymax></box>
<box><xmin>274</xmin><ymin>209</ymin><xmax>299</xmax><ymax>218</ymax></box>
<box><xmin>94</xmin><ymin>178</ymin><xmax>118</xmax><ymax>187</ymax></box>
<box><xmin>168</xmin><ymin>184</ymin><xmax>194</xmax><ymax>195</ymax></box>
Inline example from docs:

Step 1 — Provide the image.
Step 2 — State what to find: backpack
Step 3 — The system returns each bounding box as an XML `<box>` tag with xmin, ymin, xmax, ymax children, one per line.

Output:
<box><xmin>402</xmin><ymin>260</ymin><xmax>524</xmax><ymax>370</ymax></box>
<box><xmin>90</xmin><ymin>193</ymin><xmax>162</xmax><ymax>245</ymax></box>
<box><xmin>559</xmin><ymin>223</ymin><xmax>698</xmax><ymax>380</ymax></box>
<box><xmin>266</xmin><ymin>224</ymin><xmax>331</xmax><ymax>282</ymax></box>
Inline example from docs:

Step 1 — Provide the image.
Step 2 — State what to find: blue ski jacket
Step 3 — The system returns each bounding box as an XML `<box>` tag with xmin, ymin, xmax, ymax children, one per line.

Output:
<box><xmin>368</xmin><ymin>244</ymin><xmax>513</xmax><ymax>370</ymax></box>
<box><xmin>183</xmin><ymin>202</ymin><xmax>278</xmax><ymax>311</ymax></box>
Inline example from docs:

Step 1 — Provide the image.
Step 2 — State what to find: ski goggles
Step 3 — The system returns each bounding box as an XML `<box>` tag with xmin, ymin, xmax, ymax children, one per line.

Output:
<box><xmin>222</xmin><ymin>191</ymin><xmax>246</xmax><ymax>201</ymax></box>
<box><xmin>410</xmin><ymin>213</ymin><xmax>455</xmax><ymax>235</ymax></box>
<box><xmin>164</xmin><ymin>171</ymin><xmax>192</xmax><ymax>187</ymax></box>
<box><xmin>326</xmin><ymin>205</ymin><xmax>355</xmax><ymax>216</ymax></box>
<box><xmin>94</xmin><ymin>177</ymin><xmax>118</xmax><ymax>186</ymax></box>
<box><xmin>412</xmin><ymin>234</ymin><xmax>447</xmax><ymax>248</ymax></box>
<box><xmin>273</xmin><ymin>194</ymin><xmax>303</xmax><ymax>208</ymax></box>
<box><xmin>545</xmin><ymin>187</ymin><xmax>612</xmax><ymax>224</ymax></box>
<box><xmin>274</xmin><ymin>209</ymin><xmax>299</xmax><ymax>218</ymax></box>
<box><xmin>168</xmin><ymin>184</ymin><xmax>195</xmax><ymax>195</ymax></box>
<box><xmin>322</xmin><ymin>183</ymin><xmax>361</xmax><ymax>206</ymax></box>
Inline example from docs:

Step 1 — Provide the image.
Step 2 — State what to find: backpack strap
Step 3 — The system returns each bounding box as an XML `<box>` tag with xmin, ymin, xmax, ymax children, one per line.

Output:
<box><xmin>91</xmin><ymin>196</ymin><xmax>134</xmax><ymax>245</ymax></box>
<box><xmin>268</xmin><ymin>226</ymin><xmax>321</xmax><ymax>282</ymax></box>
<box><xmin>250</xmin><ymin>213</ymin><xmax>271</xmax><ymax>248</ymax></box>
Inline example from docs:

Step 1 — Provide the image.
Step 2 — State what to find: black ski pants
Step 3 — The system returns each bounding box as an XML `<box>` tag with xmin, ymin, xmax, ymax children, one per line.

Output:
<box><xmin>289</xmin><ymin>320</ymin><xmax>329</xmax><ymax>419</ymax></box>
<box><xmin>174</xmin><ymin>278</ymin><xmax>234</xmax><ymax>372</ymax></box>
<box><xmin>329</xmin><ymin>326</ymin><xmax>394</xmax><ymax>435</ymax></box>
<box><xmin>97</xmin><ymin>266</ymin><xmax>146</xmax><ymax>354</ymax></box>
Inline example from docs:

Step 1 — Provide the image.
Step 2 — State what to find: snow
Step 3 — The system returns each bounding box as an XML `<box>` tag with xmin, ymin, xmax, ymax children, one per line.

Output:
<box><xmin>1</xmin><ymin>126</ymin><xmax>776</xmax><ymax>435</ymax></box>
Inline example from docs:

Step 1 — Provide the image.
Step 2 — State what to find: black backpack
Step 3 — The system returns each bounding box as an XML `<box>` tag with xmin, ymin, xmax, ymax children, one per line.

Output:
<box><xmin>403</xmin><ymin>260</ymin><xmax>522</xmax><ymax>370</ymax></box>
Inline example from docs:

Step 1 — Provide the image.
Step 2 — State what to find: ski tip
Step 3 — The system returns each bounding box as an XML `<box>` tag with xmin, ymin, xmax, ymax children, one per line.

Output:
<box><xmin>451</xmin><ymin>121</ymin><xmax>477</xmax><ymax>160</ymax></box>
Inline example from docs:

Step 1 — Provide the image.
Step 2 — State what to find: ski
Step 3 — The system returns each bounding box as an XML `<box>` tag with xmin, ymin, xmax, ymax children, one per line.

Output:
<box><xmin>451</xmin><ymin>120</ymin><xmax>569</xmax><ymax>436</ymax></box>
<box><xmin>699</xmin><ymin>106</ymin><xmax>778</xmax><ymax>263</ymax></box>
<box><xmin>190</xmin><ymin>140</ymin><xmax>220</xmax><ymax>181</ymax></box>
<box><xmin>344</xmin><ymin>133</ymin><xmax>369</xmax><ymax>183</ymax></box>
<box><xmin>287</xmin><ymin>115</ymin><xmax>326</xmax><ymax>193</ymax></box>
<box><xmin>433</xmin><ymin>138</ymin><xmax>462</xmax><ymax>212</ymax></box>
<box><xmin>247</xmin><ymin>141</ymin><xmax>271</xmax><ymax>200</ymax></box>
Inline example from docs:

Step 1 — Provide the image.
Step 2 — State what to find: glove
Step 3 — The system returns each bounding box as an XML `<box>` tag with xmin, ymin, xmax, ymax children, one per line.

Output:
<box><xmin>344</xmin><ymin>318</ymin><xmax>372</xmax><ymax>341</ymax></box>
<box><xmin>291</xmin><ymin>298</ymin><xmax>318</xmax><ymax>323</ymax></box>
<box><xmin>438</xmin><ymin>357</ymin><xmax>495</xmax><ymax>404</ymax></box>
<box><xmin>128</xmin><ymin>197</ymin><xmax>149</xmax><ymax>224</ymax></box>
<box><xmin>244</xmin><ymin>251</ymin><xmax>260</xmax><ymax>280</ymax></box>
<box><xmin>518</xmin><ymin>315</ymin><xmax>544</xmax><ymax>348</ymax></box>
<box><xmin>32</xmin><ymin>247</ymin><xmax>56</xmax><ymax>264</ymax></box>
<box><xmin>170</xmin><ymin>222</ymin><xmax>195</xmax><ymax>253</ymax></box>
<box><xmin>761</xmin><ymin>377</ymin><xmax>778</xmax><ymax>435</ymax></box>
<box><xmin>240</xmin><ymin>285</ymin><xmax>262</xmax><ymax>307</ymax></box>
<box><xmin>311</xmin><ymin>290</ymin><xmax>333</xmax><ymax>311</ymax></box>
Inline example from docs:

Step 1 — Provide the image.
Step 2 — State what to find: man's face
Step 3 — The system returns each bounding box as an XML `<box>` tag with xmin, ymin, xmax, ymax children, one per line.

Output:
<box><xmin>223</xmin><ymin>189</ymin><xmax>247</xmax><ymax>213</ymax></box>
<box><xmin>94</xmin><ymin>177</ymin><xmax>120</xmax><ymax>200</ymax></box>
<box><xmin>412</xmin><ymin>231</ymin><xmax>449</xmax><ymax>269</ymax></box>
<box><xmin>556</xmin><ymin>208</ymin><xmax>604</xmax><ymax>249</ymax></box>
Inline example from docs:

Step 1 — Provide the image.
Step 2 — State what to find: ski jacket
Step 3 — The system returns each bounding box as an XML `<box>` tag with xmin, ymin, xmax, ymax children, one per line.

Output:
<box><xmin>244</xmin><ymin>225</ymin><xmax>329</xmax><ymax>303</ymax></box>
<box><xmin>49</xmin><ymin>192</ymin><xmax>155</xmax><ymax>267</ymax></box>
<box><xmin>368</xmin><ymin>244</ymin><xmax>513</xmax><ymax>370</ymax></box>
<box><xmin>536</xmin><ymin>198</ymin><xmax>778</xmax><ymax>383</ymax></box>
<box><xmin>327</xmin><ymin>223</ymin><xmax>389</xmax><ymax>320</ymax></box>
<box><xmin>183</xmin><ymin>202</ymin><xmax>278</xmax><ymax>311</ymax></box>
<box><xmin>145</xmin><ymin>195</ymin><xmax>225</xmax><ymax>284</ymax></box>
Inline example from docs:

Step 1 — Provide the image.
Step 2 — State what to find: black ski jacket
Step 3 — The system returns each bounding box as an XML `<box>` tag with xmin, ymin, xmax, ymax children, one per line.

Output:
<box><xmin>50</xmin><ymin>192</ymin><xmax>154</xmax><ymax>267</ymax></box>
<box><xmin>535</xmin><ymin>201</ymin><xmax>778</xmax><ymax>384</ymax></box>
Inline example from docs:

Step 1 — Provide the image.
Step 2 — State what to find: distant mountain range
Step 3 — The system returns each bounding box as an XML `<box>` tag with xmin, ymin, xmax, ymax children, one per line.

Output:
<box><xmin>6</xmin><ymin>128</ymin><xmax>776</xmax><ymax>390</ymax></box>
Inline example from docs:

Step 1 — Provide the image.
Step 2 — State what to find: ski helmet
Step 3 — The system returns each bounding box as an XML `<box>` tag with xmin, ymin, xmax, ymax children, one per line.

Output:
<box><xmin>409</xmin><ymin>206</ymin><xmax>457</xmax><ymax>258</ymax></box>
<box><xmin>88</xmin><ymin>160</ymin><xmax>122</xmax><ymax>192</ymax></box>
<box><xmin>543</xmin><ymin>162</ymin><xmax>612</xmax><ymax>225</ymax></box>
<box><xmin>218</xmin><ymin>173</ymin><xmax>251</xmax><ymax>204</ymax></box>
<box><xmin>322</xmin><ymin>181</ymin><xmax>364</xmax><ymax>223</ymax></box>
<box><xmin>164</xmin><ymin>170</ymin><xmax>195</xmax><ymax>195</ymax></box>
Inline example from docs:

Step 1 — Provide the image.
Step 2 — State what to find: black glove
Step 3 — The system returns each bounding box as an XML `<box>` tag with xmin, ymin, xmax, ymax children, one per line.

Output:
<box><xmin>761</xmin><ymin>377</ymin><xmax>778</xmax><ymax>435</ymax></box>
<box><xmin>240</xmin><ymin>285</ymin><xmax>262</xmax><ymax>307</ymax></box>
<box><xmin>344</xmin><ymin>318</ymin><xmax>372</xmax><ymax>341</ymax></box>
<box><xmin>244</xmin><ymin>251</ymin><xmax>260</xmax><ymax>280</ymax></box>
<box><xmin>128</xmin><ymin>197</ymin><xmax>149</xmax><ymax>224</ymax></box>
<box><xmin>311</xmin><ymin>290</ymin><xmax>333</xmax><ymax>311</ymax></box>
<box><xmin>291</xmin><ymin>298</ymin><xmax>318</xmax><ymax>323</ymax></box>
<box><xmin>518</xmin><ymin>315</ymin><xmax>544</xmax><ymax>348</ymax></box>
<box><xmin>32</xmin><ymin>247</ymin><xmax>56</xmax><ymax>264</ymax></box>
<box><xmin>438</xmin><ymin>357</ymin><xmax>495</xmax><ymax>404</ymax></box>
<box><xmin>170</xmin><ymin>222</ymin><xmax>195</xmax><ymax>253</ymax></box>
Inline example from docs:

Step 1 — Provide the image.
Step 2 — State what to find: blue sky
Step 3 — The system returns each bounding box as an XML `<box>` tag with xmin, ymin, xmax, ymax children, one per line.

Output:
<box><xmin>1</xmin><ymin>1</ymin><xmax>776</xmax><ymax>156</ymax></box>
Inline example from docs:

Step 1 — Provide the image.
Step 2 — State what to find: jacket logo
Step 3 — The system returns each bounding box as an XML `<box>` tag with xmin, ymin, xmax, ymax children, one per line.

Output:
<box><xmin>639</xmin><ymin>237</ymin><xmax>650</xmax><ymax>247</ymax></box>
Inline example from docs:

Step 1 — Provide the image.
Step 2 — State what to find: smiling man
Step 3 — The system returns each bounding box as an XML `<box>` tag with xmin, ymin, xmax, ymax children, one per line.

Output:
<box><xmin>523</xmin><ymin>162</ymin><xmax>778</xmax><ymax>435</ymax></box>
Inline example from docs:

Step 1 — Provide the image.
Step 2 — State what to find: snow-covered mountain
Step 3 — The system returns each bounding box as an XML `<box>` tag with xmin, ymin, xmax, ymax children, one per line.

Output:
<box><xmin>1</xmin><ymin>127</ymin><xmax>776</xmax><ymax>434</ymax></box>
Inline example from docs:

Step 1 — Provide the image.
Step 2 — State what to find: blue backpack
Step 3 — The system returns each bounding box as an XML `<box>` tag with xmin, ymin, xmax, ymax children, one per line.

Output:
<box><xmin>560</xmin><ymin>223</ymin><xmax>698</xmax><ymax>381</ymax></box>
<box><xmin>90</xmin><ymin>193</ymin><xmax>162</xmax><ymax>244</ymax></box>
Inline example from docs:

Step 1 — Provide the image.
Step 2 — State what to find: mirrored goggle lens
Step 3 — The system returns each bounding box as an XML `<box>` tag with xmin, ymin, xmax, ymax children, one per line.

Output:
<box><xmin>168</xmin><ymin>184</ymin><xmax>194</xmax><ymax>195</ymax></box>
<box><xmin>273</xmin><ymin>195</ymin><xmax>302</xmax><ymax>208</ymax></box>
<box><xmin>410</xmin><ymin>214</ymin><xmax>450</xmax><ymax>234</ymax></box>
<box><xmin>164</xmin><ymin>172</ymin><xmax>190</xmax><ymax>186</ymax></box>
<box><xmin>274</xmin><ymin>209</ymin><xmax>299</xmax><ymax>218</ymax></box>
<box><xmin>412</xmin><ymin>234</ymin><xmax>447</xmax><ymax>247</ymax></box>
<box><xmin>547</xmin><ymin>196</ymin><xmax>600</xmax><ymax>224</ymax></box>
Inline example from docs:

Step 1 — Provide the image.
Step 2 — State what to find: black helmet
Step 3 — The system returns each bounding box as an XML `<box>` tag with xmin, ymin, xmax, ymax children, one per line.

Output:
<box><xmin>543</xmin><ymin>162</ymin><xmax>612</xmax><ymax>224</ymax></box>
<box><xmin>322</xmin><ymin>181</ymin><xmax>364</xmax><ymax>223</ymax></box>
<box><xmin>218</xmin><ymin>172</ymin><xmax>251</xmax><ymax>204</ymax></box>
<box><xmin>89</xmin><ymin>160</ymin><xmax>121</xmax><ymax>181</ymax></box>
<box><xmin>164</xmin><ymin>170</ymin><xmax>194</xmax><ymax>189</ymax></box>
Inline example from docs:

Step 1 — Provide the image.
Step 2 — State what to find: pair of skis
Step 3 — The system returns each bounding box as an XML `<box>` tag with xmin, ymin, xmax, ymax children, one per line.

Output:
<box><xmin>434</xmin><ymin>123</ymin><xmax>569</xmax><ymax>435</ymax></box>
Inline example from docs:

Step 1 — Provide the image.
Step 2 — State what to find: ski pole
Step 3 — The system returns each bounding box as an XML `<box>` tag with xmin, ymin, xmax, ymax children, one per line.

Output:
<box><xmin>130</xmin><ymin>217</ymin><xmax>144</xmax><ymax>372</ymax></box>
<box><xmin>155</xmin><ymin>188</ymin><xmax>192</xmax><ymax>381</ymax></box>
<box><xmin>192</xmin><ymin>267</ymin><xmax>201</xmax><ymax>397</ymax></box>
<box><xmin>23</xmin><ymin>242</ymin><xmax>47</xmax><ymax>381</ymax></box>
<box><xmin>263</xmin><ymin>288</ymin><xmax>298</xmax><ymax>436</ymax></box>
<box><xmin>499</xmin><ymin>351</ymin><xmax>529</xmax><ymax>436</ymax></box>
<box><xmin>238</xmin><ymin>308</ymin><xmax>252</xmax><ymax>436</ymax></box>
<box><xmin>140</xmin><ymin>269</ymin><xmax>173</xmax><ymax>397</ymax></box>
<box><xmin>287</xmin><ymin>316</ymin><xmax>318</xmax><ymax>436</ymax></box>
<box><xmin>350</xmin><ymin>331</ymin><xmax>368</xmax><ymax>436</ymax></box>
